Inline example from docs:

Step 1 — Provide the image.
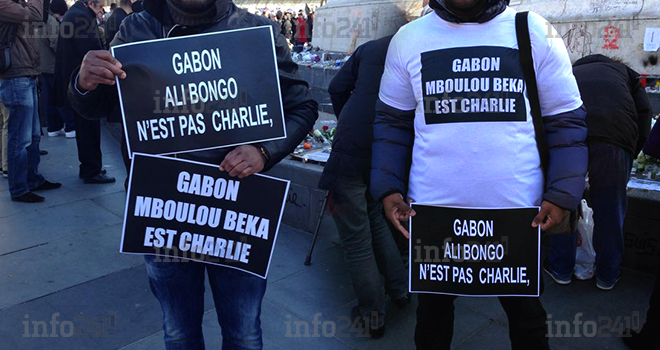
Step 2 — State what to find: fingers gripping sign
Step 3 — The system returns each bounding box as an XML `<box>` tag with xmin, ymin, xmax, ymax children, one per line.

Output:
<box><xmin>219</xmin><ymin>145</ymin><xmax>266</xmax><ymax>179</ymax></box>
<box><xmin>531</xmin><ymin>201</ymin><xmax>567</xmax><ymax>231</ymax></box>
<box><xmin>78</xmin><ymin>50</ymin><xmax>127</xmax><ymax>92</ymax></box>
<box><xmin>382</xmin><ymin>193</ymin><xmax>416</xmax><ymax>239</ymax></box>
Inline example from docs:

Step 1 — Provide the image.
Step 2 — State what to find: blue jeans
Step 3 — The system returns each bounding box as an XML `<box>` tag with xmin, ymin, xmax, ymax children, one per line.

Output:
<box><xmin>329</xmin><ymin>176</ymin><xmax>408</xmax><ymax>329</ymax></box>
<box><xmin>40</xmin><ymin>74</ymin><xmax>75</xmax><ymax>133</ymax></box>
<box><xmin>549</xmin><ymin>231</ymin><xmax>579</xmax><ymax>280</ymax></box>
<box><xmin>144</xmin><ymin>255</ymin><xmax>267</xmax><ymax>350</ymax></box>
<box><xmin>0</xmin><ymin>77</ymin><xmax>45</xmax><ymax>198</ymax></box>
<box><xmin>550</xmin><ymin>142</ymin><xmax>631</xmax><ymax>286</ymax></box>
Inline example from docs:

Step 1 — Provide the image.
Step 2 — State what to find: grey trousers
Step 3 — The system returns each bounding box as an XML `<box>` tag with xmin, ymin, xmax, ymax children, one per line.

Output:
<box><xmin>329</xmin><ymin>176</ymin><xmax>408</xmax><ymax>329</ymax></box>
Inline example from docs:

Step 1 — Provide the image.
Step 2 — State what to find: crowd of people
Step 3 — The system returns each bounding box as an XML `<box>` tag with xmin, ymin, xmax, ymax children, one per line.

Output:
<box><xmin>259</xmin><ymin>8</ymin><xmax>314</xmax><ymax>46</ymax></box>
<box><xmin>0</xmin><ymin>0</ymin><xmax>149</xmax><ymax>203</ymax></box>
<box><xmin>1</xmin><ymin>0</ymin><xmax>659</xmax><ymax>349</ymax></box>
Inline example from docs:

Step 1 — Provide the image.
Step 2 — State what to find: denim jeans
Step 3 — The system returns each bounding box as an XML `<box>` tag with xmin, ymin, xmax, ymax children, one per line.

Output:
<box><xmin>549</xmin><ymin>142</ymin><xmax>631</xmax><ymax>286</ymax></box>
<box><xmin>144</xmin><ymin>255</ymin><xmax>267</xmax><ymax>350</ymax></box>
<box><xmin>329</xmin><ymin>176</ymin><xmax>408</xmax><ymax>329</ymax></box>
<box><xmin>589</xmin><ymin>143</ymin><xmax>632</xmax><ymax>286</ymax></box>
<box><xmin>40</xmin><ymin>74</ymin><xmax>75</xmax><ymax>133</ymax></box>
<box><xmin>0</xmin><ymin>77</ymin><xmax>45</xmax><ymax>197</ymax></box>
<box><xmin>549</xmin><ymin>230</ymin><xmax>579</xmax><ymax>280</ymax></box>
<box><xmin>0</xmin><ymin>101</ymin><xmax>8</xmax><ymax>171</ymax></box>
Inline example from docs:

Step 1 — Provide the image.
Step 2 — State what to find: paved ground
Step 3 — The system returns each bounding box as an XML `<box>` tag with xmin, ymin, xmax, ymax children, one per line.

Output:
<box><xmin>0</xmin><ymin>128</ymin><xmax>656</xmax><ymax>350</ymax></box>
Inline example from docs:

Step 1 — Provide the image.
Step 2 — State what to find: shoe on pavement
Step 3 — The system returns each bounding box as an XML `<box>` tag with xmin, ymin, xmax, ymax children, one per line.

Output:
<box><xmin>393</xmin><ymin>293</ymin><xmax>411</xmax><ymax>308</ymax></box>
<box><xmin>84</xmin><ymin>173</ymin><xmax>116</xmax><ymax>184</ymax></box>
<box><xmin>12</xmin><ymin>192</ymin><xmax>45</xmax><ymax>203</ymax></box>
<box><xmin>596</xmin><ymin>274</ymin><xmax>622</xmax><ymax>291</ymax></box>
<box><xmin>32</xmin><ymin>180</ymin><xmax>62</xmax><ymax>191</ymax></box>
<box><xmin>2</xmin><ymin>171</ymin><xmax>7</xmax><ymax>178</ymax></box>
<box><xmin>40</xmin><ymin>150</ymin><xmax>48</xmax><ymax>156</ymax></box>
<box><xmin>65</xmin><ymin>130</ymin><xmax>76</xmax><ymax>138</ymax></box>
<box><xmin>48</xmin><ymin>129</ymin><xmax>65</xmax><ymax>137</ymax></box>
<box><xmin>351</xmin><ymin>306</ymin><xmax>385</xmax><ymax>339</ymax></box>
<box><xmin>543</xmin><ymin>258</ymin><xmax>571</xmax><ymax>285</ymax></box>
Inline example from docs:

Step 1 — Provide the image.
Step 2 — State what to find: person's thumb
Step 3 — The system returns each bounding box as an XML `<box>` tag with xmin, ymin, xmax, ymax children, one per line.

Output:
<box><xmin>532</xmin><ymin>204</ymin><xmax>550</xmax><ymax>228</ymax></box>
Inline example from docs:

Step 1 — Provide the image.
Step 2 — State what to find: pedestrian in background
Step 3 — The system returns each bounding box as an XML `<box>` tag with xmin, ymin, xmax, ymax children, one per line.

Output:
<box><xmin>38</xmin><ymin>0</ymin><xmax>76</xmax><ymax>139</ymax></box>
<box><xmin>320</xmin><ymin>35</ymin><xmax>409</xmax><ymax>339</ymax></box>
<box><xmin>294</xmin><ymin>10</ymin><xmax>307</xmax><ymax>45</ymax></box>
<box><xmin>0</xmin><ymin>101</ymin><xmax>8</xmax><ymax>178</ymax></box>
<box><xmin>55</xmin><ymin>0</ymin><xmax>116</xmax><ymax>184</ymax></box>
<box><xmin>103</xmin><ymin>3</ymin><xmax>116</xmax><ymax>22</ymax></box>
<box><xmin>0</xmin><ymin>0</ymin><xmax>61</xmax><ymax>202</ymax></box>
<box><xmin>546</xmin><ymin>55</ymin><xmax>652</xmax><ymax>290</ymax></box>
<box><xmin>105</xmin><ymin>0</ymin><xmax>132</xmax><ymax>45</ymax></box>
<box><xmin>282</xmin><ymin>12</ymin><xmax>293</xmax><ymax>42</ymax></box>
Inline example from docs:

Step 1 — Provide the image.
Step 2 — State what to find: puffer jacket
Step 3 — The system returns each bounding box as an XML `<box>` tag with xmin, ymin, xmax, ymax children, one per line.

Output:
<box><xmin>0</xmin><ymin>0</ymin><xmax>43</xmax><ymax>79</ymax></box>
<box><xmin>67</xmin><ymin>0</ymin><xmax>318</xmax><ymax>171</ymax></box>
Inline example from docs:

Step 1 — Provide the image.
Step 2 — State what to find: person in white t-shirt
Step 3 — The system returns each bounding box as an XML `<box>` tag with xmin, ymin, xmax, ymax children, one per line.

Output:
<box><xmin>370</xmin><ymin>0</ymin><xmax>588</xmax><ymax>348</ymax></box>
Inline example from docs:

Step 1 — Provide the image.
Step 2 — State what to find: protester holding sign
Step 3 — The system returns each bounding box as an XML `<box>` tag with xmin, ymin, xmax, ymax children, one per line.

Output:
<box><xmin>370</xmin><ymin>0</ymin><xmax>588</xmax><ymax>348</ymax></box>
<box><xmin>66</xmin><ymin>1</ymin><xmax>318</xmax><ymax>349</ymax></box>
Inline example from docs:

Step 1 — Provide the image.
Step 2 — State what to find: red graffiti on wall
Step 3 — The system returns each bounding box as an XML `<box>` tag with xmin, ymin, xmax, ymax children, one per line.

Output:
<box><xmin>602</xmin><ymin>25</ymin><xmax>620</xmax><ymax>49</ymax></box>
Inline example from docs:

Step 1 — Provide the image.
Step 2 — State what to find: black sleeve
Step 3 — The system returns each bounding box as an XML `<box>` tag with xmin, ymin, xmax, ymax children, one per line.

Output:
<box><xmin>67</xmin><ymin>17</ymin><xmax>128</xmax><ymax>122</ymax></box>
<box><xmin>258</xmin><ymin>25</ymin><xmax>319</xmax><ymax>171</ymax></box>
<box><xmin>629</xmin><ymin>68</ymin><xmax>653</xmax><ymax>156</ymax></box>
<box><xmin>328</xmin><ymin>47</ymin><xmax>360</xmax><ymax>119</ymax></box>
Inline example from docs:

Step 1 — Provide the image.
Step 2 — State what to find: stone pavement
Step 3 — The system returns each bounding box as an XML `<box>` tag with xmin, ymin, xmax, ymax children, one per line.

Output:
<box><xmin>0</xmin><ymin>128</ymin><xmax>656</xmax><ymax>350</ymax></box>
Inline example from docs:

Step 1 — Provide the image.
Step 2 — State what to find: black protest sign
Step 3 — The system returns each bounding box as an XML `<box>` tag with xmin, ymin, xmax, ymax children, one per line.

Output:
<box><xmin>121</xmin><ymin>153</ymin><xmax>290</xmax><ymax>278</ymax></box>
<box><xmin>410</xmin><ymin>204</ymin><xmax>540</xmax><ymax>297</ymax></box>
<box><xmin>111</xmin><ymin>26</ymin><xmax>286</xmax><ymax>158</ymax></box>
<box><xmin>421</xmin><ymin>46</ymin><xmax>527</xmax><ymax>125</ymax></box>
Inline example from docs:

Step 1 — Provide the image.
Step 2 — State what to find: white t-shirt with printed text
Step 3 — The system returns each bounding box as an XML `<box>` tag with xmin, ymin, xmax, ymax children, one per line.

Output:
<box><xmin>379</xmin><ymin>8</ymin><xmax>583</xmax><ymax>208</ymax></box>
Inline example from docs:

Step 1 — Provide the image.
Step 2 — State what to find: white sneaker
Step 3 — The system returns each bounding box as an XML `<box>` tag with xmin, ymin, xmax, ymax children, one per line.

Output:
<box><xmin>65</xmin><ymin>130</ymin><xmax>76</xmax><ymax>139</ymax></box>
<box><xmin>48</xmin><ymin>129</ymin><xmax>65</xmax><ymax>137</ymax></box>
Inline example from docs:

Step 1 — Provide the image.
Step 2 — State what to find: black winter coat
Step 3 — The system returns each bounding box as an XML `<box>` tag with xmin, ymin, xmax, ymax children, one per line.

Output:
<box><xmin>573</xmin><ymin>54</ymin><xmax>652</xmax><ymax>156</ymax></box>
<box><xmin>67</xmin><ymin>0</ymin><xmax>318</xmax><ymax>171</ymax></box>
<box><xmin>55</xmin><ymin>0</ymin><xmax>104</xmax><ymax>106</ymax></box>
<box><xmin>105</xmin><ymin>8</ymin><xmax>129</xmax><ymax>46</ymax></box>
<box><xmin>319</xmin><ymin>35</ymin><xmax>393</xmax><ymax>190</ymax></box>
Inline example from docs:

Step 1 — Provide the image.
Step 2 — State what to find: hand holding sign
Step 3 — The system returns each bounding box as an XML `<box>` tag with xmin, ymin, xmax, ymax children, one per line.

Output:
<box><xmin>382</xmin><ymin>193</ymin><xmax>416</xmax><ymax>239</ymax></box>
<box><xmin>531</xmin><ymin>201</ymin><xmax>566</xmax><ymax>231</ymax></box>
<box><xmin>78</xmin><ymin>50</ymin><xmax>127</xmax><ymax>91</ymax></box>
<box><xmin>219</xmin><ymin>145</ymin><xmax>266</xmax><ymax>179</ymax></box>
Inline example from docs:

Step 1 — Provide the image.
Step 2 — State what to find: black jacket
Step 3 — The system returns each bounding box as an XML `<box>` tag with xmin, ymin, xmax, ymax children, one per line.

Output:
<box><xmin>573</xmin><ymin>54</ymin><xmax>652</xmax><ymax>156</ymax></box>
<box><xmin>105</xmin><ymin>8</ymin><xmax>129</xmax><ymax>45</ymax></box>
<box><xmin>319</xmin><ymin>36</ymin><xmax>393</xmax><ymax>190</ymax></box>
<box><xmin>55</xmin><ymin>0</ymin><xmax>104</xmax><ymax>106</ymax></box>
<box><xmin>67</xmin><ymin>0</ymin><xmax>318</xmax><ymax>171</ymax></box>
